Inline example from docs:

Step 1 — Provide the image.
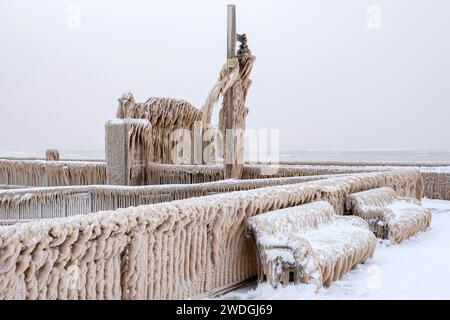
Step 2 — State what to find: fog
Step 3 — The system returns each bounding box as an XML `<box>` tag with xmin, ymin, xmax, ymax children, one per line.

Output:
<box><xmin>1</xmin><ymin>0</ymin><xmax>449</xmax><ymax>154</ymax></box>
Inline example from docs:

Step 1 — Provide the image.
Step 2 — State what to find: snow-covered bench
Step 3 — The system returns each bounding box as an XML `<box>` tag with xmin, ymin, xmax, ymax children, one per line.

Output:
<box><xmin>346</xmin><ymin>187</ymin><xmax>432</xmax><ymax>243</ymax></box>
<box><xmin>246</xmin><ymin>201</ymin><xmax>376</xmax><ymax>289</ymax></box>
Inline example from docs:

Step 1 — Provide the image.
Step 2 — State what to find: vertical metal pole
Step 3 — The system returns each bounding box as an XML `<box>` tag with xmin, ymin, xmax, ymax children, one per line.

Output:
<box><xmin>225</xmin><ymin>4</ymin><xmax>236</xmax><ymax>179</ymax></box>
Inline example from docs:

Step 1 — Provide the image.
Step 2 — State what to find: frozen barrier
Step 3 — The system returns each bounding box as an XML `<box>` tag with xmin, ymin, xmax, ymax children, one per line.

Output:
<box><xmin>146</xmin><ymin>163</ymin><xmax>380</xmax><ymax>185</ymax></box>
<box><xmin>275</xmin><ymin>160</ymin><xmax>450</xmax><ymax>167</ymax></box>
<box><xmin>0</xmin><ymin>159</ymin><xmax>107</xmax><ymax>187</ymax></box>
<box><xmin>241</xmin><ymin>164</ymin><xmax>384</xmax><ymax>179</ymax></box>
<box><xmin>147</xmin><ymin>163</ymin><xmax>225</xmax><ymax>185</ymax></box>
<box><xmin>0</xmin><ymin>175</ymin><xmax>342</xmax><ymax>223</ymax></box>
<box><xmin>421</xmin><ymin>171</ymin><xmax>450</xmax><ymax>200</ymax></box>
<box><xmin>346</xmin><ymin>187</ymin><xmax>432</xmax><ymax>243</ymax></box>
<box><xmin>252</xmin><ymin>161</ymin><xmax>450</xmax><ymax>200</ymax></box>
<box><xmin>246</xmin><ymin>201</ymin><xmax>376</xmax><ymax>289</ymax></box>
<box><xmin>135</xmin><ymin>163</ymin><xmax>450</xmax><ymax>200</ymax></box>
<box><xmin>0</xmin><ymin>170</ymin><xmax>422</xmax><ymax>299</ymax></box>
<box><xmin>2</xmin><ymin>158</ymin><xmax>448</xmax><ymax>200</ymax></box>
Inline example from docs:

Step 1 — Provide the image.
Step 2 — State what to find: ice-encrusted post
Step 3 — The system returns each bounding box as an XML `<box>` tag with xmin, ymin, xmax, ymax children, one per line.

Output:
<box><xmin>224</xmin><ymin>4</ymin><xmax>236</xmax><ymax>179</ymax></box>
<box><xmin>105</xmin><ymin>119</ymin><xmax>151</xmax><ymax>185</ymax></box>
<box><xmin>105</xmin><ymin>120</ymin><xmax>128</xmax><ymax>185</ymax></box>
<box><xmin>45</xmin><ymin>149</ymin><xmax>60</xmax><ymax>161</ymax></box>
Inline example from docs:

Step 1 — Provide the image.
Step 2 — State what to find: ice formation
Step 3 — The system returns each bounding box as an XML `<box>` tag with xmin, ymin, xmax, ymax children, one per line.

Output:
<box><xmin>45</xmin><ymin>149</ymin><xmax>60</xmax><ymax>161</ymax></box>
<box><xmin>2</xmin><ymin>157</ymin><xmax>448</xmax><ymax>201</ymax></box>
<box><xmin>0</xmin><ymin>175</ymin><xmax>336</xmax><ymax>223</ymax></box>
<box><xmin>246</xmin><ymin>201</ymin><xmax>376</xmax><ymax>289</ymax></box>
<box><xmin>116</xmin><ymin>94</ymin><xmax>203</xmax><ymax>165</ymax></box>
<box><xmin>346</xmin><ymin>187</ymin><xmax>432</xmax><ymax>243</ymax></box>
<box><xmin>0</xmin><ymin>159</ymin><xmax>106</xmax><ymax>187</ymax></box>
<box><xmin>201</xmin><ymin>54</ymin><xmax>256</xmax><ymax>178</ymax></box>
<box><xmin>0</xmin><ymin>170</ymin><xmax>424</xmax><ymax>299</ymax></box>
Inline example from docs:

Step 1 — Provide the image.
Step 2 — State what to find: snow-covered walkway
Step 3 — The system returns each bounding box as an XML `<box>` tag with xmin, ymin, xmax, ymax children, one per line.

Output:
<box><xmin>221</xmin><ymin>198</ymin><xmax>450</xmax><ymax>300</ymax></box>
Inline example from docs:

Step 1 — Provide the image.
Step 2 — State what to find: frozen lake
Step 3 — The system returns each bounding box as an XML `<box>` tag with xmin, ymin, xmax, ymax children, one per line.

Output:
<box><xmin>1</xmin><ymin>150</ymin><xmax>450</xmax><ymax>162</ymax></box>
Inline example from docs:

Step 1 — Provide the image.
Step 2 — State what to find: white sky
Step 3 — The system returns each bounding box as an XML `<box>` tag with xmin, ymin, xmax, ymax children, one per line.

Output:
<box><xmin>0</xmin><ymin>0</ymin><xmax>449</xmax><ymax>152</ymax></box>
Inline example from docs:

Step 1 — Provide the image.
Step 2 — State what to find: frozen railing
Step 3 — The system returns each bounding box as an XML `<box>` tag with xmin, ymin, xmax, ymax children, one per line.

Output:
<box><xmin>2</xmin><ymin>158</ymin><xmax>447</xmax><ymax>200</ymax></box>
<box><xmin>420</xmin><ymin>171</ymin><xmax>450</xmax><ymax>200</ymax></box>
<box><xmin>272</xmin><ymin>160</ymin><xmax>450</xmax><ymax>167</ymax></box>
<box><xmin>147</xmin><ymin>163</ymin><xmax>384</xmax><ymax>184</ymax></box>
<box><xmin>0</xmin><ymin>175</ymin><xmax>343</xmax><ymax>224</ymax></box>
<box><xmin>244</xmin><ymin>162</ymin><xmax>450</xmax><ymax>200</ymax></box>
<box><xmin>0</xmin><ymin>170</ymin><xmax>423</xmax><ymax>299</ymax></box>
<box><xmin>0</xmin><ymin>159</ymin><xmax>107</xmax><ymax>187</ymax></box>
<box><xmin>241</xmin><ymin>164</ymin><xmax>385</xmax><ymax>179</ymax></box>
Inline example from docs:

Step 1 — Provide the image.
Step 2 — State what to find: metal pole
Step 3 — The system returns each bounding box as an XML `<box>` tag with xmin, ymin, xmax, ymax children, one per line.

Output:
<box><xmin>225</xmin><ymin>4</ymin><xmax>236</xmax><ymax>179</ymax></box>
<box><xmin>227</xmin><ymin>5</ymin><xmax>236</xmax><ymax>59</ymax></box>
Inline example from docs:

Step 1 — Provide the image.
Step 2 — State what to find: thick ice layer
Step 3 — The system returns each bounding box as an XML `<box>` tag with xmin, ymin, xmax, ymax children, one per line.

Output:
<box><xmin>347</xmin><ymin>187</ymin><xmax>432</xmax><ymax>243</ymax></box>
<box><xmin>247</xmin><ymin>201</ymin><xmax>376</xmax><ymax>289</ymax></box>
<box><xmin>0</xmin><ymin>159</ymin><xmax>106</xmax><ymax>187</ymax></box>
<box><xmin>0</xmin><ymin>170</ymin><xmax>423</xmax><ymax>299</ymax></box>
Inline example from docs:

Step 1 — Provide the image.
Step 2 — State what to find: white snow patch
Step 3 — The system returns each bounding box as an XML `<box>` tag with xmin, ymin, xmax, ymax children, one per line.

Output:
<box><xmin>220</xmin><ymin>198</ymin><xmax>450</xmax><ymax>300</ymax></box>
<box><xmin>265</xmin><ymin>249</ymin><xmax>295</xmax><ymax>264</ymax></box>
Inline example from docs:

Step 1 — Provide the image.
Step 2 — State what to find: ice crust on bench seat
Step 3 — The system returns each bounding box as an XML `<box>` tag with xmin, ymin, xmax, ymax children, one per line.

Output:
<box><xmin>247</xmin><ymin>201</ymin><xmax>377</xmax><ymax>289</ymax></box>
<box><xmin>346</xmin><ymin>187</ymin><xmax>432</xmax><ymax>243</ymax></box>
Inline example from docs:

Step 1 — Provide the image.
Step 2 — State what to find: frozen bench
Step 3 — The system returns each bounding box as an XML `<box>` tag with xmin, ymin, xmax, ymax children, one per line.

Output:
<box><xmin>246</xmin><ymin>201</ymin><xmax>376</xmax><ymax>289</ymax></box>
<box><xmin>346</xmin><ymin>187</ymin><xmax>432</xmax><ymax>243</ymax></box>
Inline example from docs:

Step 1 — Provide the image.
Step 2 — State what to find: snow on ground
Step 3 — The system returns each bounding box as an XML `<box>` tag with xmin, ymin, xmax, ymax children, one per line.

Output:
<box><xmin>220</xmin><ymin>198</ymin><xmax>450</xmax><ymax>300</ymax></box>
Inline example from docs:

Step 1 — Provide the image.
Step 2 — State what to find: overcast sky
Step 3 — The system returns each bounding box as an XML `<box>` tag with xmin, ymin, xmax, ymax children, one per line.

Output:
<box><xmin>0</xmin><ymin>0</ymin><xmax>449</xmax><ymax>153</ymax></box>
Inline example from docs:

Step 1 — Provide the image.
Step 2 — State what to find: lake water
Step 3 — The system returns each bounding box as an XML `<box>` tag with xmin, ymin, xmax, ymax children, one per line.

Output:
<box><xmin>1</xmin><ymin>149</ymin><xmax>450</xmax><ymax>162</ymax></box>
<box><xmin>279</xmin><ymin>150</ymin><xmax>450</xmax><ymax>162</ymax></box>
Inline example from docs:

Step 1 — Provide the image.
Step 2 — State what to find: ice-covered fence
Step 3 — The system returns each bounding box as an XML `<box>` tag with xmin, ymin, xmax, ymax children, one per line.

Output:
<box><xmin>0</xmin><ymin>160</ymin><xmax>107</xmax><ymax>187</ymax></box>
<box><xmin>105</xmin><ymin>95</ymin><xmax>211</xmax><ymax>185</ymax></box>
<box><xmin>145</xmin><ymin>163</ymin><xmax>380</xmax><ymax>185</ymax></box>
<box><xmin>0</xmin><ymin>170</ymin><xmax>422</xmax><ymax>299</ymax></box>
<box><xmin>244</xmin><ymin>163</ymin><xmax>450</xmax><ymax>200</ymax></box>
<box><xmin>274</xmin><ymin>160</ymin><xmax>450</xmax><ymax>167</ymax></box>
<box><xmin>105</xmin><ymin>120</ymin><xmax>221</xmax><ymax>186</ymax></box>
<box><xmin>241</xmin><ymin>164</ymin><xmax>385</xmax><ymax>179</ymax></box>
<box><xmin>147</xmin><ymin>163</ymin><xmax>224</xmax><ymax>184</ymax></box>
<box><xmin>0</xmin><ymin>169</ymin><xmax>7</xmax><ymax>186</ymax></box>
<box><xmin>0</xmin><ymin>190</ymin><xmax>93</xmax><ymax>223</ymax></box>
<box><xmin>0</xmin><ymin>175</ymin><xmax>342</xmax><ymax>223</ymax></box>
<box><xmin>115</xmin><ymin>94</ymin><xmax>204</xmax><ymax>165</ymax></box>
<box><xmin>421</xmin><ymin>171</ymin><xmax>450</xmax><ymax>200</ymax></box>
<box><xmin>147</xmin><ymin>164</ymin><xmax>382</xmax><ymax>185</ymax></box>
